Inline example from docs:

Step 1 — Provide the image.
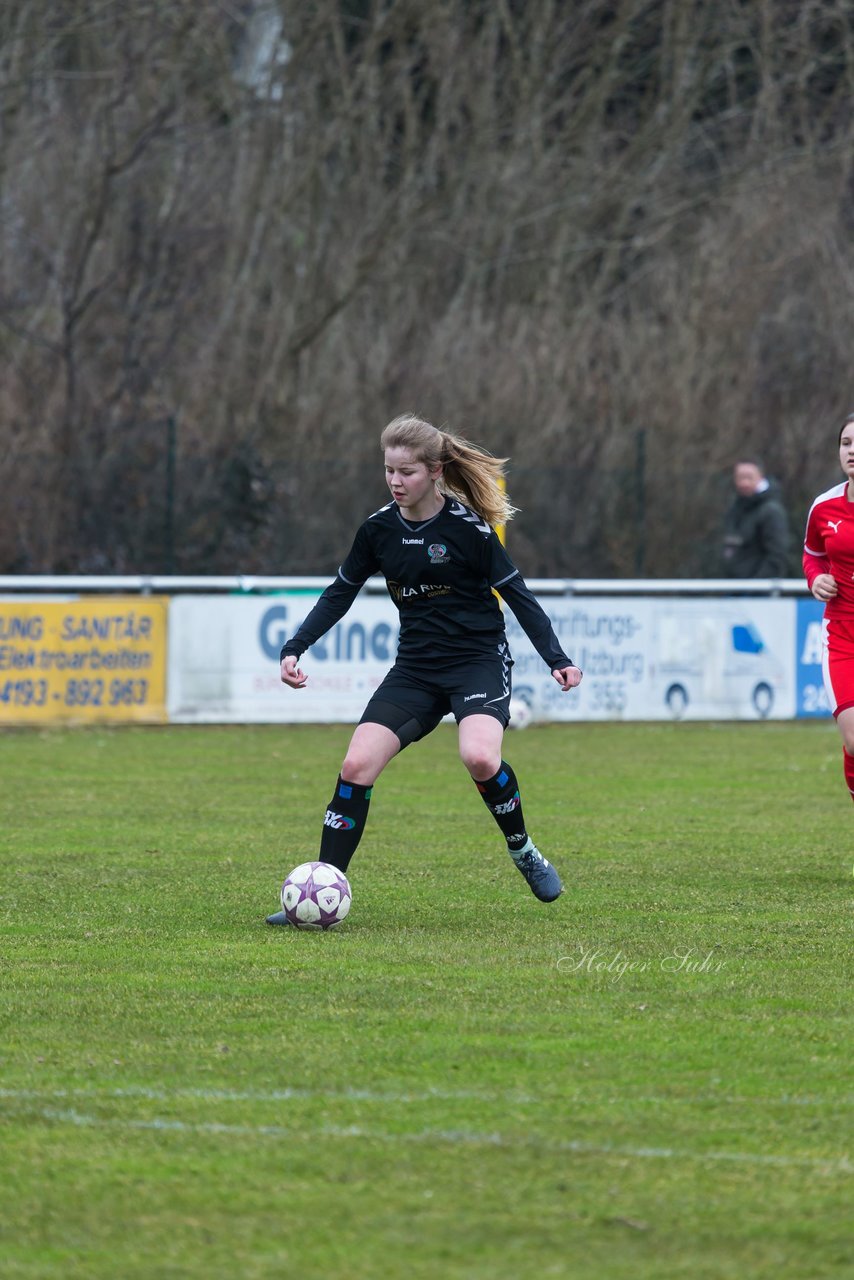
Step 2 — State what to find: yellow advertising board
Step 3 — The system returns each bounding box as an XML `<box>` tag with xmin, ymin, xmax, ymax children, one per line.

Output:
<box><xmin>0</xmin><ymin>598</ymin><xmax>168</xmax><ymax>724</ymax></box>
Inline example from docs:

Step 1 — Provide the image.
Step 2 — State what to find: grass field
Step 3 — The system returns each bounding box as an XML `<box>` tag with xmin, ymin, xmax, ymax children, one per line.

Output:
<box><xmin>0</xmin><ymin>720</ymin><xmax>851</xmax><ymax>1279</ymax></box>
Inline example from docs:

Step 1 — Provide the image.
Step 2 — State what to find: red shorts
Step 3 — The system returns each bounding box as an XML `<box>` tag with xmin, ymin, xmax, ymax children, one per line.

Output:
<box><xmin>822</xmin><ymin>617</ymin><xmax>854</xmax><ymax>717</ymax></box>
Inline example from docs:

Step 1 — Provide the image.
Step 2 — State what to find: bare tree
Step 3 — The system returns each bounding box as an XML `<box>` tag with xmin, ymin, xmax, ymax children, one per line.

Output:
<box><xmin>0</xmin><ymin>0</ymin><xmax>852</xmax><ymax>574</ymax></box>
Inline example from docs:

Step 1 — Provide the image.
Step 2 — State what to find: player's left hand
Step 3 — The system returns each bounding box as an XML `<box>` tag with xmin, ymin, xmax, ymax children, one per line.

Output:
<box><xmin>552</xmin><ymin>665</ymin><xmax>583</xmax><ymax>691</ymax></box>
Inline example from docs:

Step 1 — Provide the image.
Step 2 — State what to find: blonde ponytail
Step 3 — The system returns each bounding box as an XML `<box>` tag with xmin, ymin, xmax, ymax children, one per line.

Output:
<box><xmin>380</xmin><ymin>414</ymin><xmax>517</xmax><ymax>528</ymax></box>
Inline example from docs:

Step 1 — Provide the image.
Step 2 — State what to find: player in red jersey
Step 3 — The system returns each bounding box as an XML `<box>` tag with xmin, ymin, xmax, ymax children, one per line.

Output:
<box><xmin>802</xmin><ymin>412</ymin><xmax>854</xmax><ymax>802</ymax></box>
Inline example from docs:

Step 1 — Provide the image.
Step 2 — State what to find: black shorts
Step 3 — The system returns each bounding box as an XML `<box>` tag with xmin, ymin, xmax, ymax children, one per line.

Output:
<box><xmin>360</xmin><ymin>649</ymin><xmax>513</xmax><ymax>747</ymax></box>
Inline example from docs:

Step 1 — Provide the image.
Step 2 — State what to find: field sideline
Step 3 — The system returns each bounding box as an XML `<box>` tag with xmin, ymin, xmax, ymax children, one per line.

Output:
<box><xmin>0</xmin><ymin>721</ymin><xmax>851</xmax><ymax>1279</ymax></box>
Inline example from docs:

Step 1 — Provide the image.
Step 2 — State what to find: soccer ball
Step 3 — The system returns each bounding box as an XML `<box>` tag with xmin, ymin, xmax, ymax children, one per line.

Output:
<box><xmin>280</xmin><ymin>861</ymin><xmax>352</xmax><ymax>930</ymax></box>
<box><xmin>508</xmin><ymin>697</ymin><xmax>533</xmax><ymax>730</ymax></box>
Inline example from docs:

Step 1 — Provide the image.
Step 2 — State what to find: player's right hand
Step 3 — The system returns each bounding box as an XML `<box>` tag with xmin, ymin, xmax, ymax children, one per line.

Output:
<box><xmin>281</xmin><ymin>655</ymin><xmax>308</xmax><ymax>688</ymax></box>
<box><xmin>811</xmin><ymin>574</ymin><xmax>838</xmax><ymax>602</ymax></box>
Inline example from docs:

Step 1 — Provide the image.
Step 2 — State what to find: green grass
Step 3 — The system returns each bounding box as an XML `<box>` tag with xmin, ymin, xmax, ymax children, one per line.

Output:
<box><xmin>0</xmin><ymin>721</ymin><xmax>851</xmax><ymax>1279</ymax></box>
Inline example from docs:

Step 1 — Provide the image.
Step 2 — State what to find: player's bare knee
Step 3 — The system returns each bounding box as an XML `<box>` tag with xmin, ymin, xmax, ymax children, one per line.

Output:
<box><xmin>340</xmin><ymin>750</ymin><xmax>375</xmax><ymax>785</ymax></box>
<box><xmin>843</xmin><ymin>730</ymin><xmax>854</xmax><ymax>757</ymax></box>
<box><xmin>460</xmin><ymin>744</ymin><xmax>500</xmax><ymax>779</ymax></box>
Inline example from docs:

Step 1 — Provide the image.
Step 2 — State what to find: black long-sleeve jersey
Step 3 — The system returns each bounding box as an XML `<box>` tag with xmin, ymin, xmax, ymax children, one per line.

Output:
<box><xmin>281</xmin><ymin>496</ymin><xmax>574</xmax><ymax>671</ymax></box>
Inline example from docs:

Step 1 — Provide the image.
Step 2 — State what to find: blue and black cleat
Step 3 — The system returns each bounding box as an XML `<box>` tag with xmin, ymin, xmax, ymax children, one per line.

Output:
<box><xmin>265</xmin><ymin>911</ymin><xmax>293</xmax><ymax>927</ymax></box>
<box><xmin>511</xmin><ymin>844</ymin><xmax>564</xmax><ymax>902</ymax></box>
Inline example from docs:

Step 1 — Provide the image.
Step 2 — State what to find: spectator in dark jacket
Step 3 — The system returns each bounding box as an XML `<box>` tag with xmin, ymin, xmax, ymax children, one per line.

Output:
<box><xmin>721</xmin><ymin>458</ymin><xmax>790</xmax><ymax>578</ymax></box>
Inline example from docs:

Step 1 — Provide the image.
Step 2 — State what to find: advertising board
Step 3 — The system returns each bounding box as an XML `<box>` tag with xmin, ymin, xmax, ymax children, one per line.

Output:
<box><xmin>0</xmin><ymin>598</ymin><xmax>168</xmax><ymax>724</ymax></box>
<box><xmin>168</xmin><ymin>593</ymin><xmax>800</xmax><ymax>723</ymax></box>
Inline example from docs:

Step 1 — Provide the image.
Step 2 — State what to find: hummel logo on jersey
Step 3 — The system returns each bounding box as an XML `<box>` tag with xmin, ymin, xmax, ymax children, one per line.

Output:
<box><xmin>402</xmin><ymin>537</ymin><xmax>424</xmax><ymax>545</ymax></box>
<box><xmin>449</xmin><ymin>499</ymin><xmax>491</xmax><ymax>536</ymax></box>
<box><xmin>464</xmin><ymin>692</ymin><xmax>487</xmax><ymax>701</ymax></box>
<box><xmin>324</xmin><ymin>810</ymin><xmax>355</xmax><ymax>830</ymax></box>
<box><xmin>828</xmin><ymin>519</ymin><xmax>843</xmax><ymax>533</ymax></box>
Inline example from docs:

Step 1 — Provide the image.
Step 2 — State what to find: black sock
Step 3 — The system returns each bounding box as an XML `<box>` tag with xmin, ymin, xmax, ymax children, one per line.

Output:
<box><xmin>474</xmin><ymin>761</ymin><xmax>529</xmax><ymax>852</ymax></box>
<box><xmin>318</xmin><ymin>776</ymin><xmax>373</xmax><ymax>873</ymax></box>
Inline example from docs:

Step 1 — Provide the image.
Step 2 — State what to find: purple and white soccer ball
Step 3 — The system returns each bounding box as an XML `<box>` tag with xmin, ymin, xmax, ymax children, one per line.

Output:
<box><xmin>508</xmin><ymin>696</ymin><xmax>532</xmax><ymax>730</ymax></box>
<box><xmin>280</xmin><ymin>861</ymin><xmax>352</xmax><ymax>930</ymax></box>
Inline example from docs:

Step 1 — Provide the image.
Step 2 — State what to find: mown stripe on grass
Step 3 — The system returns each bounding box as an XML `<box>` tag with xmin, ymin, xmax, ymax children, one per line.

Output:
<box><xmin>1</xmin><ymin>1085</ymin><xmax>851</xmax><ymax>1108</ymax></box>
<box><xmin>2</xmin><ymin>1100</ymin><xmax>850</xmax><ymax>1174</ymax></box>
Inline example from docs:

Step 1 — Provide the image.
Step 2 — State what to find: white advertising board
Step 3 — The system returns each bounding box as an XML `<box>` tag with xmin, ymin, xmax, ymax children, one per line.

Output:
<box><xmin>168</xmin><ymin>593</ymin><xmax>400</xmax><ymax>722</ymax></box>
<box><xmin>505</xmin><ymin>596</ymin><xmax>796</xmax><ymax>721</ymax></box>
<box><xmin>168</xmin><ymin>592</ymin><xmax>798</xmax><ymax>723</ymax></box>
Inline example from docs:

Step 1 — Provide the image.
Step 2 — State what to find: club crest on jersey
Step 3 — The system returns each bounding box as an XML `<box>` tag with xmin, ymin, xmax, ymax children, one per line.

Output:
<box><xmin>428</xmin><ymin>542</ymin><xmax>449</xmax><ymax>564</ymax></box>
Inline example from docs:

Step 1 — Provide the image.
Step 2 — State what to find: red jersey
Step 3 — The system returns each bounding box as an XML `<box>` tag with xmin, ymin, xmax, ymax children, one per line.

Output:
<box><xmin>803</xmin><ymin>482</ymin><xmax>854</xmax><ymax>617</ymax></box>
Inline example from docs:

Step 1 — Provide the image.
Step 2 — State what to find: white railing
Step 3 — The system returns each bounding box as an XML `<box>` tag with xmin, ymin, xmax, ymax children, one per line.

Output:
<box><xmin>0</xmin><ymin>575</ymin><xmax>811</xmax><ymax>596</ymax></box>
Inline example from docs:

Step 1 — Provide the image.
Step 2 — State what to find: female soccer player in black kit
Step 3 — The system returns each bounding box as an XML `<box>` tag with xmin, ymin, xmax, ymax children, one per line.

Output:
<box><xmin>266</xmin><ymin>415</ymin><xmax>583</xmax><ymax>924</ymax></box>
